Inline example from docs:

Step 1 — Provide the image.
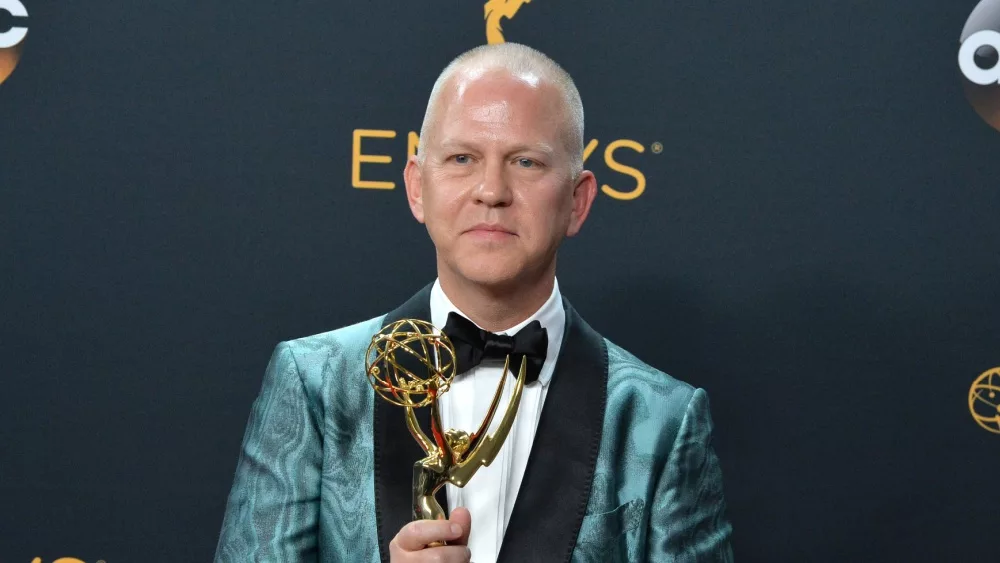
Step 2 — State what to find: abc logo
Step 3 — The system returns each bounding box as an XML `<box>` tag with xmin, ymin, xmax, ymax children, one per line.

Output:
<box><xmin>959</xmin><ymin>0</ymin><xmax>1000</xmax><ymax>130</ymax></box>
<box><xmin>0</xmin><ymin>0</ymin><xmax>28</xmax><ymax>85</ymax></box>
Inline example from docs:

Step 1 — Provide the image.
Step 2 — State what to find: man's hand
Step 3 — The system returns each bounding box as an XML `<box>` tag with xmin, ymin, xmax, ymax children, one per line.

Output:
<box><xmin>389</xmin><ymin>507</ymin><xmax>472</xmax><ymax>562</ymax></box>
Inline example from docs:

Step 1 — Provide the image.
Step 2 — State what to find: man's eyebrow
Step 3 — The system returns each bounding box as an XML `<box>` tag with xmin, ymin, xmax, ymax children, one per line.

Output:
<box><xmin>436</xmin><ymin>139</ymin><xmax>477</xmax><ymax>152</ymax></box>
<box><xmin>510</xmin><ymin>143</ymin><xmax>556</xmax><ymax>156</ymax></box>
<box><xmin>436</xmin><ymin>139</ymin><xmax>557</xmax><ymax>156</ymax></box>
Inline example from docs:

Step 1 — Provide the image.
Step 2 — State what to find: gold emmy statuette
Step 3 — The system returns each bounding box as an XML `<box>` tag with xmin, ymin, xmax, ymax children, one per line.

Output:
<box><xmin>365</xmin><ymin>318</ymin><xmax>528</xmax><ymax>536</ymax></box>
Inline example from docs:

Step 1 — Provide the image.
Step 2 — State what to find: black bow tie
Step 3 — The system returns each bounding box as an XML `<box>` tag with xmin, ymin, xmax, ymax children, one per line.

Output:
<box><xmin>442</xmin><ymin>312</ymin><xmax>549</xmax><ymax>383</ymax></box>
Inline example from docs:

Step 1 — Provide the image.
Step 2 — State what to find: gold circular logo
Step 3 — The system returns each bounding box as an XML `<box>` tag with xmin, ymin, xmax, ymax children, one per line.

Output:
<box><xmin>969</xmin><ymin>367</ymin><xmax>1000</xmax><ymax>434</ymax></box>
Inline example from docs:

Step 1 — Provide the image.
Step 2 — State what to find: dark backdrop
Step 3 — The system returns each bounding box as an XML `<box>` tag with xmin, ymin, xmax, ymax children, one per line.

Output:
<box><xmin>2</xmin><ymin>1</ymin><xmax>998</xmax><ymax>561</ymax></box>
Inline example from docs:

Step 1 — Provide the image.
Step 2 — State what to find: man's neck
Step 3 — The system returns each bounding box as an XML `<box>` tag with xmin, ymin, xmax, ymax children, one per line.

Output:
<box><xmin>437</xmin><ymin>268</ymin><xmax>556</xmax><ymax>333</ymax></box>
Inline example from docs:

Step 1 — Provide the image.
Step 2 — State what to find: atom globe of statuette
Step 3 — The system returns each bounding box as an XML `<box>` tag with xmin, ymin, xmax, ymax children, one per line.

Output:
<box><xmin>365</xmin><ymin>319</ymin><xmax>456</xmax><ymax>408</ymax></box>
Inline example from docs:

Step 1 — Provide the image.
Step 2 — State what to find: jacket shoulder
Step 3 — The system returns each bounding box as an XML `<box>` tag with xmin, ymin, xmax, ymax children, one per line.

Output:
<box><xmin>276</xmin><ymin>315</ymin><xmax>388</xmax><ymax>391</ymax></box>
<box><xmin>604</xmin><ymin>338</ymin><xmax>697</xmax><ymax>405</ymax></box>
<box><xmin>285</xmin><ymin>315</ymin><xmax>386</xmax><ymax>355</ymax></box>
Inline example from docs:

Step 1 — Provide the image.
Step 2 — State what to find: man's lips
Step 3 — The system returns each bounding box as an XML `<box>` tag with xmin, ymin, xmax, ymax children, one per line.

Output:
<box><xmin>463</xmin><ymin>223</ymin><xmax>517</xmax><ymax>239</ymax></box>
<box><xmin>464</xmin><ymin>223</ymin><xmax>516</xmax><ymax>235</ymax></box>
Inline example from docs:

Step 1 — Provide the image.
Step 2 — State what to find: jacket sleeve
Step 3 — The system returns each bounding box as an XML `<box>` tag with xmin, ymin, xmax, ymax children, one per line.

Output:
<box><xmin>647</xmin><ymin>387</ymin><xmax>734</xmax><ymax>562</ymax></box>
<box><xmin>215</xmin><ymin>342</ymin><xmax>323</xmax><ymax>562</ymax></box>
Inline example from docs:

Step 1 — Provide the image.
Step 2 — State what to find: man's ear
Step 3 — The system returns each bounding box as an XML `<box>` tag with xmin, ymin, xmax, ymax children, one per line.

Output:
<box><xmin>566</xmin><ymin>170</ymin><xmax>597</xmax><ymax>237</ymax></box>
<box><xmin>404</xmin><ymin>155</ymin><xmax>425</xmax><ymax>223</ymax></box>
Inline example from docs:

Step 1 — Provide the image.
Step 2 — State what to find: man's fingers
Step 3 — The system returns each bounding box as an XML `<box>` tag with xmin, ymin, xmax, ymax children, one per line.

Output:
<box><xmin>450</xmin><ymin>507</ymin><xmax>472</xmax><ymax>546</ymax></box>
<box><xmin>392</xmin><ymin>518</ymin><xmax>465</xmax><ymax>552</ymax></box>
<box><xmin>389</xmin><ymin>544</ymin><xmax>471</xmax><ymax>563</ymax></box>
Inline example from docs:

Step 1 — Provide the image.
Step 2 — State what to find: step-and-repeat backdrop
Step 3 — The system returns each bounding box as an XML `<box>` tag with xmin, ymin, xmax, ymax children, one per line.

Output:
<box><xmin>2</xmin><ymin>1</ymin><xmax>999</xmax><ymax>561</ymax></box>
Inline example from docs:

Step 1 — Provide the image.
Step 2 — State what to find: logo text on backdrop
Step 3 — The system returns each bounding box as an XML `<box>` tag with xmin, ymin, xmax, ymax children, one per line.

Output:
<box><xmin>0</xmin><ymin>0</ymin><xmax>28</xmax><ymax>85</ymax></box>
<box><xmin>959</xmin><ymin>0</ymin><xmax>1000</xmax><ymax>131</ymax></box>
<box><xmin>351</xmin><ymin>1</ymin><xmax>656</xmax><ymax>201</ymax></box>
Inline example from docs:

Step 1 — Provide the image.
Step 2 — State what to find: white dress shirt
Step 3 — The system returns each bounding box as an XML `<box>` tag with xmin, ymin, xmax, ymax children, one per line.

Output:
<box><xmin>430</xmin><ymin>278</ymin><xmax>565</xmax><ymax>563</ymax></box>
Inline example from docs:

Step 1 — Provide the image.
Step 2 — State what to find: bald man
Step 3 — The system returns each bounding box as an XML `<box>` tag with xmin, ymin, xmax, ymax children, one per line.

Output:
<box><xmin>215</xmin><ymin>43</ymin><xmax>733</xmax><ymax>563</ymax></box>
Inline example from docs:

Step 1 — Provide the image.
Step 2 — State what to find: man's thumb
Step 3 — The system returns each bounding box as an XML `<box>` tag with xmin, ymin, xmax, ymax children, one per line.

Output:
<box><xmin>450</xmin><ymin>507</ymin><xmax>472</xmax><ymax>546</ymax></box>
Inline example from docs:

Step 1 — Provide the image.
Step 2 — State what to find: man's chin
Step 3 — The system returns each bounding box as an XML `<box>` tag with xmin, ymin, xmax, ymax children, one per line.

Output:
<box><xmin>462</xmin><ymin>272</ymin><xmax>521</xmax><ymax>289</ymax></box>
<box><xmin>452</xmin><ymin>262</ymin><xmax>524</xmax><ymax>290</ymax></box>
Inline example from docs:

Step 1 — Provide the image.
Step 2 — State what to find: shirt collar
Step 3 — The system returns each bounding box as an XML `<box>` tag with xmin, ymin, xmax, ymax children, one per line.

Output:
<box><xmin>429</xmin><ymin>278</ymin><xmax>566</xmax><ymax>386</ymax></box>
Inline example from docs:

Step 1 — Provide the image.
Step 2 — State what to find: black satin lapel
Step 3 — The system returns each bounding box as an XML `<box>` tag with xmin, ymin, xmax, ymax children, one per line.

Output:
<box><xmin>373</xmin><ymin>283</ymin><xmax>450</xmax><ymax>563</ymax></box>
<box><xmin>497</xmin><ymin>298</ymin><xmax>609</xmax><ymax>563</ymax></box>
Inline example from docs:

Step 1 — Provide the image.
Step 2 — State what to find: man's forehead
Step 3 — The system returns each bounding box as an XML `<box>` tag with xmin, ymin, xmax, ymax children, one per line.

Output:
<box><xmin>433</xmin><ymin>102</ymin><xmax>564</xmax><ymax>150</ymax></box>
<box><xmin>438</xmin><ymin>69</ymin><xmax>559</xmax><ymax>115</ymax></box>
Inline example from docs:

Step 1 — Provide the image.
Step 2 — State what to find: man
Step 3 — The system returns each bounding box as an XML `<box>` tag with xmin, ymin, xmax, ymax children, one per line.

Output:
<box><xmin>215</xmin><ymin>42</ymin><xmax>733</xmax><ymax>562</ymax></box>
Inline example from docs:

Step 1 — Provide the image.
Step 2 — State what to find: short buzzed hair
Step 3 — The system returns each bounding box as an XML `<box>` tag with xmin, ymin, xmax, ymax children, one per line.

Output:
<box><xmin>416</xmin><ymin>43</ymin><xmax>585</xmax><ymax>175</ymax></box>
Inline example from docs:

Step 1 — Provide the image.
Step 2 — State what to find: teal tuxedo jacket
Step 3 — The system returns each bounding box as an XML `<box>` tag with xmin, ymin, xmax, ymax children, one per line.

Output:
<box><xmin>215</xmin><ymin>285</ymin><xmax>733</xmax><ymax>562</ymax></box>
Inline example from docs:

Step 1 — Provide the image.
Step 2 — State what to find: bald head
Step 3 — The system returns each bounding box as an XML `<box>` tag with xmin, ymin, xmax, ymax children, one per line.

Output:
<box><xmin>417</xmin><ymin>43</ymin><xmax>585</xmax><ymax>174</ymax></box>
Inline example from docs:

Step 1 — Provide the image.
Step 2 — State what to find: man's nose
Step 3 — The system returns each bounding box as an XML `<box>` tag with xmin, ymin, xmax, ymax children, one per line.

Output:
<box><xmin>474</xmin><ymin>159</ymin><xmax>513</xmax><ymax>207</ymax></box>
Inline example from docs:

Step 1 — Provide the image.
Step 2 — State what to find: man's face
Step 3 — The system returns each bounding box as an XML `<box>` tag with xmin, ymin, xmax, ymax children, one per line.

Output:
<box><xmin>404</xmin><ymin>69</ymin><xmax>596</xmax><ymax>291</ymax></box>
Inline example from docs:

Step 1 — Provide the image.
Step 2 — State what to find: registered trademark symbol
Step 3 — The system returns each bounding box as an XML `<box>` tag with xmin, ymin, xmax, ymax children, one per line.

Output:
<box><xmin>650</xmin><ymin>142</ymin><xmax>663</xmax><ymax>154</ymax></box>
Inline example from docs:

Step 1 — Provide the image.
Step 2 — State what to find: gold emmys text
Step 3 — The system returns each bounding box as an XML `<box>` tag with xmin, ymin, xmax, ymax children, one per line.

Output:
<box><xmin>352</xmin><ymin>129</ymin><xmax>649</xmax><ymax>201</ymax></box>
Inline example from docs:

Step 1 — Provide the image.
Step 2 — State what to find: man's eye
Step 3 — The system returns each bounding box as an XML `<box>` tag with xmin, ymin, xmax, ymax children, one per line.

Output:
<box><xmin>452</xmin><ymin>155</ymin><xmax>471</xmax><ymax>164</ymax></box>
<box><xmin>516</xmin><ymin>158</ymin><xmax>536</xmax><ymax>168</ymax></box>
